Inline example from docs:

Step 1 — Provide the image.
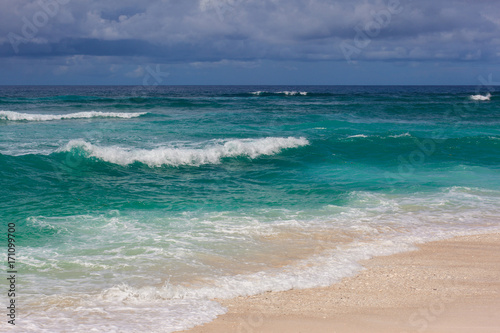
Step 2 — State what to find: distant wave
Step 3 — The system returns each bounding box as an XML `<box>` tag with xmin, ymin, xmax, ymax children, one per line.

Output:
<box><xmin>347</xmin><ymin>133</ymin><xmax>413</xmax><ymax>139</ymax></box>
<box><xmin>0</xmin><ymin>111</ymin><xmax>147</xmax><ymax>121</ymax></box>
<box><xmin>59</xmin><ymin>137</ymin><xmax>310</xmax><ymax>167</ymax></box>
<box><xmin>251</xmin><ymin>91</ymin><xmax>308</xmax><ymax>96</ymax></box>
<box><xmin>388</xmin><ymin>132</ymin><xmax>411</xmax><ymax>138</ymax></box>
<box><xmin>470</xmin><ymin>93</ymin><xmax>491</xmax><ymax>101</ymax></box>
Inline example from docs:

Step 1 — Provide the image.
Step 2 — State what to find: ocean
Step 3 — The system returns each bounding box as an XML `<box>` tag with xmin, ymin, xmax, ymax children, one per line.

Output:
<box><xmin>1</xmin><ymin>85</ymin><xmax>499</xmax><ymax>332</ymax></box>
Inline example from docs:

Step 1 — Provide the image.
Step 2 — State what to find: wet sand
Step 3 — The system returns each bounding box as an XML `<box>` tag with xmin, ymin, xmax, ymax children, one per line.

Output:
<box><xmin>186</xmin><ymin>232</ymin><xmax>500</xmax><ymax>333</ymax></box>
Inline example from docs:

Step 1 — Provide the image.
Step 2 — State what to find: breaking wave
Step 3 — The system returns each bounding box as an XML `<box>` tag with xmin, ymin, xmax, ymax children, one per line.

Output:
<box><xmin>59</xmin><ymin>137</ymin><xmax>310</xmax><ymax>167</ymax></box>
<box><xmin>251</xmin><ymin>91</ymin><xmax>308</xmax><ymax>96</ymax></box>
<box><xmin>470</xmin><ymin>93</ymin><xmax>491</xmax><ymax>101</ymax></box>
<box><xmin>0</xmin><ymin>111</ymin><xmax>147</xmax><ymax>121</ymax></box>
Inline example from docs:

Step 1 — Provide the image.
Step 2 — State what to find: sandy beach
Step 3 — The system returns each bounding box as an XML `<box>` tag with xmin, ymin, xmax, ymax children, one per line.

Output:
<box><xmin>186</xmin><ymin>232</ymin><xmax>500</xmax><ymax>333</ymax></box>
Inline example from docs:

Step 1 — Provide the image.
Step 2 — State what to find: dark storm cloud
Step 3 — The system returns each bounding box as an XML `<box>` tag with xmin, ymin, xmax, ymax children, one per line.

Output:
<box><xmin>0</xmin><ymin>0</ymin><xmax>499</xmax><ymax>85</ymax></box>
<box><xmin>1</xmin><ymin>0</ymin><xmax>498</xmax><ymax>62</ymax></box>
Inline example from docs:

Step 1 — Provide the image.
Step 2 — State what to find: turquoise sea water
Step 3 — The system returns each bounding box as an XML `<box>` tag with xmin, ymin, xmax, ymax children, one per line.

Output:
<box><xmin>1</xmin><ymin>86</ymin><xmax>499</xmax><ymax>332</ymax></box>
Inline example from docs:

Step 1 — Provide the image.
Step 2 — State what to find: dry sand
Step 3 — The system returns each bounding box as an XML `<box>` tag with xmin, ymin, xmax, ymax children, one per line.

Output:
<box><xmin>185</xmin><ymin>233</ymin><xmax>500</xmax><ymax>333</ymax></box>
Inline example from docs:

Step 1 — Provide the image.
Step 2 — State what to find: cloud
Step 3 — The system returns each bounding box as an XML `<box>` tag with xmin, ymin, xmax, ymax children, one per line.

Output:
<box><xmin>1</xmin><ymin>0</ymin><xmax>499</xmax><ymax>63</ymax></box>
<box><xmin>0</xmin><ymin>0</ymin><xmax>499</xmax><ymax>85</ymax></box>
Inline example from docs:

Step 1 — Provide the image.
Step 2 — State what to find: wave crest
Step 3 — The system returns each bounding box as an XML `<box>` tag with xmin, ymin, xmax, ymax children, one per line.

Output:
<box><xmin>0</xmin><ymin>111</ymin><xmax>147</xmax><ymax>121</ymax></box>
<box><xmin>60</xmin><ymin>137</ymin><xmax>310</xmax><ymax>167</ymax></box>
<box><xmin>470</xmin><ymin>93</ymin><xmax>491</xmax><ymax>101</ymax></box>
<box><xmin>251</xmin><ymin>91</ymin><xmax>308</xmax><ymax>96</ymax></box>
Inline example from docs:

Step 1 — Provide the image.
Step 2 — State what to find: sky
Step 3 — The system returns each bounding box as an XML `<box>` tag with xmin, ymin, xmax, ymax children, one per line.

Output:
<box><xmin>0</xmin><ymin>0</ymin><xmax>499</xmax><ymax>85</ymax></box>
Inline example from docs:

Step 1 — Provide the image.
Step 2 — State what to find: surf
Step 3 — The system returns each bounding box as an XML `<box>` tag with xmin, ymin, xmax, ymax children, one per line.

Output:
<box><xmin>470</xmin><ymin>93</ymin><xmax>491</xmax><ymax>101</ymax></box>
<box><xmin>250</xmin><ymin>91</ymin><xmax>308</xmax><ymax>96</ymax></box>
<box><xmin>59</xmin><ymin>137</ymin><xmax>310</xmax><ymax>167</ymax></box>
<box><xmin>0</xmin><ymin>110</ymin><xmax>147</xmax><ymax>121</ymax></box>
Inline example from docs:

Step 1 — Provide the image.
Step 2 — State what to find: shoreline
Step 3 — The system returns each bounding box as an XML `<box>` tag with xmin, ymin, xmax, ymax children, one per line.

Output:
<box><xmin>185</xmin><ymin>232</ymin><xmax>500</xmax><ymax>332</ymax></box>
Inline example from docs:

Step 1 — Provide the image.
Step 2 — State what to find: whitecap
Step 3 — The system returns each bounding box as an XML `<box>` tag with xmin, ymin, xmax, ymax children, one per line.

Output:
<box><xmin>470</xmin><ymin>93</ymin><xmax>491</xmax><ymax>101</ymax></box>
<box><xmin>250</xmin><ymin>91</ymin><xmax>308</xmax><ymax>96</ymax></box>
<box><xmin>276</xmin><ymin>91</ymin><xmax>308</xmax><ymax>96</ymax></box>
<box><xmin>0</xmin><ymin>110</ymin><xmax>147</xmax><ymax>121</ymax></box>
<box><xmin>60</xmin><ymin>137</ymin><xmax>310</xmax><ymax>167</ymax></box>
<box><xmin>389</xmin><ymin>132</ymin><xmax>411</xmax><ymax>138</ymax></box>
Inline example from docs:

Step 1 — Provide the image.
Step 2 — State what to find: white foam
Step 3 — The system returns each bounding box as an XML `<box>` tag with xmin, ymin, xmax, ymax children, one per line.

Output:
<box><xmin>347</xmin><ymin>134</ymin><xmax>369</xmax><ymax>138</ymax></box>
<box><xmin>20</xmin><ymin>293</ymin><xmax>226</xmax><ymax>333</ymax></box>
<box><xmin>389</xmin><ymin>132</ymin><xmax>411</xmax><ymax>138</ymax></box>
<box><xmin>470</xmin><ymin>93</ymin><xmax>491</xmax><ymax>101</ymax></box>
<box><xmin>13</xmin><ymin>224</ymin><xmax>500</xmax><ymax>333</ymax></box>
<box><xmin>277</xmin><ymin>91</ymin><xmax>308</xmax><ymax>96</ymax></box>
<box><xmin>60</xmin><ymin>137</ymin><xmax>309</xmax><ymax>167</ymax></box>
<box><xmin>250</xmin><ymin>91</ymin><xmax>308</xmax><ymax>96</ymax></box>
<box><xmin>0</xmin><ymin>110</ymin><xmax>147</xmax><ymax>121</ymax></box>
<box><xmin>16</xmin><ymin>187</ymin><xmax>500</xmax><ymax>333</ymax></box>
